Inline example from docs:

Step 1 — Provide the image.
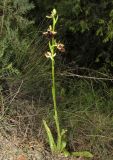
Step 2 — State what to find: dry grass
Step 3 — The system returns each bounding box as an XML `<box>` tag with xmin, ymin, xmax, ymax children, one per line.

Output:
<box><xmin>59</xmin><ymin>109</ymin><xmax>113</xmax><ymax>160</ymax></box>
<box><xmin>0</xmin><ymin>97</ymin><xmax>46</xmax><ymax>159</ymax></box>
<box><xmin>0</xmin><ymin>98</ymin><xmax>78</xmax><ymax>160</ymax></box>
<box><xmin>1</xmin><ymin>92</ymin><xmax>113</xmax><ymax>160</ymax></box>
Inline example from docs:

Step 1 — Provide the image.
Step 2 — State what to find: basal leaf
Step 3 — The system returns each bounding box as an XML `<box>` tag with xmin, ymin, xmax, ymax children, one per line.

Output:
<box><xmin>43</xmin><ymin>120</ymin><xmax>56</xmax><ymax>153</ymax></box>
<box><xmin>61</xmin><ymin>140</ymin><xmax>67</xmax><ymax>151</ymax></box>
<box><xmin>72</xmin><ymin>151</ymin><xmax>93</xmax><ymax>158</ymax></box>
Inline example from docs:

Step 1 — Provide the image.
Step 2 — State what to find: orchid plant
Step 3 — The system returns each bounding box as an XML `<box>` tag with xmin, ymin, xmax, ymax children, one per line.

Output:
<box><xmin>43</xmin><ymin>9</ymin><xmax>93</xmax><ymax>159</ymax></box>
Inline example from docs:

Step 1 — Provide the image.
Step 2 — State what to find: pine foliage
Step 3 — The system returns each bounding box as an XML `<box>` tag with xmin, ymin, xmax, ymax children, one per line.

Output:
<box><xmin>0</xmin><ymin>0</ymin><xmax>35</xmax><ymax>78</ymax></box>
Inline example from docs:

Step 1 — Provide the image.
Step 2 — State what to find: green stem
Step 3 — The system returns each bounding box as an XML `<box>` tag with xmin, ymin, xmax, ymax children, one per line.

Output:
<box><xmin>51</xmin><ymin>37</ymin><xmax>61</xmax><ymax>149</ymax></box>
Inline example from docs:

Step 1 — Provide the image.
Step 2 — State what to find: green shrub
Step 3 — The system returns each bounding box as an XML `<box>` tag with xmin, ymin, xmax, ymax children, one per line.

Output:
<box><xmin>0</xmin><ymin>0</ymin><xmax>34</xmax><ymax>78</ymax></box>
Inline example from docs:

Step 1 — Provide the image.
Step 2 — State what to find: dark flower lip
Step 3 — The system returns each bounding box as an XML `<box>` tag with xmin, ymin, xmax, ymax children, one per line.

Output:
<box><xmin>43</xmin><ymin>29</ymin><xmax>57</xmax><ymax>38</ymax></box>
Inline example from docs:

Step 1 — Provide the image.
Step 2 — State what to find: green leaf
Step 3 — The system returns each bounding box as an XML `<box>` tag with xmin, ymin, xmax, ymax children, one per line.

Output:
<box><xmin>96</xmin><ymin>27</ymin><xmax>103</xmax><ymax>36</ymax></box>
<box><xmin>109</xmin><ymin>10</ymin><xmax>113</xmax><ymax>17</ymax></box>
<box><xmin>63</xmin><ymin>150</ymin><xmax>70</xmax><ymax>157</ymax></box>
<box><xmin>43</xmin><ymin>120</ymin><xmax>56</xmax><ymax>153</ymax></box>
<box><xmin>72</xmin><ymin>151</ymin><xmax>93</xmax><ymax>158</ymax></box>
<box><xmin>61</xmin><ymin>129</ymin><xmax>67</xmax><ymax>137</ymax></box>
<box><xmin>111</xmin><ymin>61</ymin><xmax>113</xmax><ymax>67</ymax></box>
<box><xmin>80</xmin><ymin>20</ymin><xmax>89</xmax><ymax>32</ymax></box>
<box><xmin>98</xmin><ymin>19</ymin><xmax>105</xmax><ymax>24</ymax></box>
<box><xmin>61</xmin><ymin>140</ymin><xmax>67</xmax><ymax>151</ymax></box>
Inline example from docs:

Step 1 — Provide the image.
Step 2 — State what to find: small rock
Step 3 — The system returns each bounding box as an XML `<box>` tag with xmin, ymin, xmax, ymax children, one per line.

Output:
<box><xmin>77</xmin><ymin>157</ymin><xmax>84</xmax><ymax>160</ymax></box>
<box><xmin>17</xmin><ymin>155</ymin><xmax>27</xmax><ymax>160</ymax></box>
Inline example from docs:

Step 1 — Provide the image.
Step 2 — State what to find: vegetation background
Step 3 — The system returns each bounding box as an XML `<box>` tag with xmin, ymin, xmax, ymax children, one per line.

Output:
<box><xmin>1</xmin><ymin>0</ymin><xmax>113</xmax><ymax>160</ymax></box>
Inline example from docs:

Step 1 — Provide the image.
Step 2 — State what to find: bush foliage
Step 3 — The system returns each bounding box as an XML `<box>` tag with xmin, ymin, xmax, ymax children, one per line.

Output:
<box><xmin>32</xmin><ymin>0</ymin><xmax>113</xmax><ymax>72</ymax></box>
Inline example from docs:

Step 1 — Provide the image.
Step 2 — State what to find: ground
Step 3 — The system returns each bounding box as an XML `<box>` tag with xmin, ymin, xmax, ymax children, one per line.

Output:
<box><xmin>1</xmin><ymin>97</ymin><xmax>113</xmax><ymax>160</ymax></box>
